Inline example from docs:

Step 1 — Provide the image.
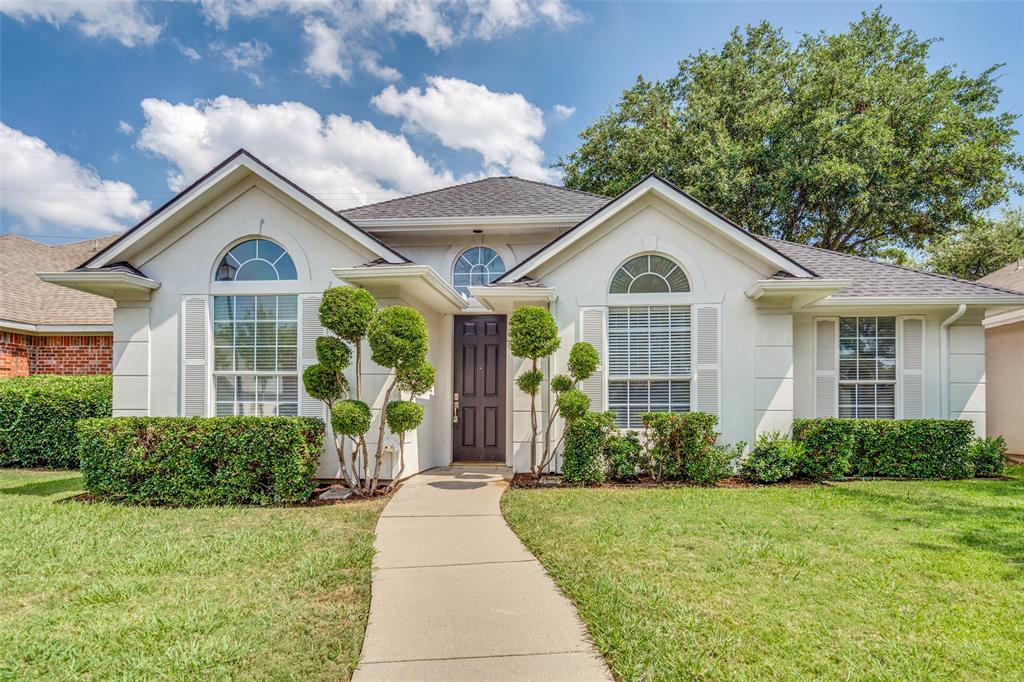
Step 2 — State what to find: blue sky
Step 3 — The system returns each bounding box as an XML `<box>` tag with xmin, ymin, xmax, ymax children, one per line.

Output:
<box><xmin>1</xmin><ymin>0</ymin><xmax>1022</xmax><ymax>244</ymax></box>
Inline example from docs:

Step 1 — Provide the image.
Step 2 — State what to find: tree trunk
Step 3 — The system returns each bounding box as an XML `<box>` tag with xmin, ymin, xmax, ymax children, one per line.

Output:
<box><xmin>369</xmin><ymin>377</ymin><xmax>397</xmax><ymax>495</ymax></box>
<box><xmin>529</xmin><ymin>358</ymin><xmax>538</xmax><ymax>474</ymax></box>
<box><xmin>354</xmin><ymin>341</ymin><xmax>363</xmax><ymax>400</ymax></box>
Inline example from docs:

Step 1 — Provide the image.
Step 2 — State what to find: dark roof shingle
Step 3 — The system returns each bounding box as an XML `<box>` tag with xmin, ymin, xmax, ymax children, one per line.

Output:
<box><xmin>760</xmin><ymin>237</ymin><xmax>1024</xmax><ymax>299</ymax></box>
<box><xmin>341</xmin><ymin>176</ymin><xmax>610</xmax><ymax>221</ymax></box>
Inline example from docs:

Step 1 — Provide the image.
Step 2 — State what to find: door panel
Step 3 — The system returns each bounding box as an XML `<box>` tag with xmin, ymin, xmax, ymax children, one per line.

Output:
<box><xmin>453</xmin><ymin>315</ymin><xmax>506</xmax><ymax>462</ymax></box>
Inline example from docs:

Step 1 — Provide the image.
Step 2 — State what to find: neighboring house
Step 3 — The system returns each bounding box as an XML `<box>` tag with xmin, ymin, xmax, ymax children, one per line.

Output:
<box><xmin>1</xmin><ymin>234</ymin><xmax>117</xmax><ymax>376</ymax></box>
<box><xmin>978</xmin><ymin>260</ymin><xmax>1024</xmax><ymax>457</ymax></box>
<box><xmin>41</xmin><ymin>150</ymin><xmax>1024</xmax><ymax>476</ymax></box>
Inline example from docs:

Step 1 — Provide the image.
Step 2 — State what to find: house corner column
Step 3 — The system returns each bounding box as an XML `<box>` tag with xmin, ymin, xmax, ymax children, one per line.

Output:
<box><xmin>754</xmin><ymin>309</ymin><xmax>794</xmax><ymax>435</ymax></box>
<box><xmin>112</xmin><ymin>301</ymin><xmax>150</xmax><ymax>416</ymax></box>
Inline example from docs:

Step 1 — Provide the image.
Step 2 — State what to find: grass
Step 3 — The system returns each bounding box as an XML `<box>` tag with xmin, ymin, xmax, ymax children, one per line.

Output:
<box><xmin>0</xmin><ymin>469</ymin><xmax>385</xmax><ymax>681</ymax></box>
<box><xmin>502</xmin><ymin>467</ymin><xmax>1024</xmax><ymax>681</ymax></box>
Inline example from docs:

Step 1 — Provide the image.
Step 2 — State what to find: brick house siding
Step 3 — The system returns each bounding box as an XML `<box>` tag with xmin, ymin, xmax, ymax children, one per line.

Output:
<box><xmin>0</xmin><ymin>332</ymin><xmax>112</xmax><ymax>377</ymax></box>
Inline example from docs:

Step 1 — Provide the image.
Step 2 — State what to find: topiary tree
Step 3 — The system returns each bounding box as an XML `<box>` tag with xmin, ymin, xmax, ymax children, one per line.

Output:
<box><xmin>303</xmin><ymin>286</ymin><xmax>434</xmax><ymax>495</ymax></box>
<box><xmin>536</xmin><ymin>342</ymin><xmax>600</xmax><ymax>474</ymax></box>
<box><xmin>509</xmin><ymin>306</ymin><xmax>560</xmax><ymax>473</ymax></box>
<box><xmin>384</xmin><ymin>400</ymin><xmax>426</xmax><ymax>491</ymax></box>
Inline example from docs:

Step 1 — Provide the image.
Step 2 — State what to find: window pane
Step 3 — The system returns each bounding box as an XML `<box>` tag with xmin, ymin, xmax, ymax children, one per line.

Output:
<box><xmin>214</xmin><ymin>296</ymin><xmax>233</xmax><ymax>321</ymax></box>
<box><xmin>235</xmin><ymin>323</ymin><xmax>255</xmax><ymax>347</ymax></box>
<box><xmin>858</xmin><ymin>318</ymin><xmax>877</xmax><ymax>337</ymax></box>
<box><xmin>235</xmin><ymin>347</ymin><xmax>254</xmax><ymax>371</ymax></box>
<box><xmin>237</xmin><ymin>376</ymin><xmax>256</xmax><ymax>401</ymax></box>
<box><xmin>277</xmin><ymin>347</ymin><xmax>297</xmax><ymax>372</ymax></box>
<box><xmin>877</xmin><ymin>317</ymin><xmax>896</xmax><ymax>337</ymax></box>
<box><xmin>234</xmin><ymin>296</ymin><xmax>255</xmax><ymax>321</ymax></box>
<box><xmin>214</xmin><ymin>348</ymin><xmax>233</xmax><ymax>371</ymax></box>
<box><xmin>214</xmin><ymin>322</ymin><xmax>234</xmax><ymax>347</ymax></box>
<box><xmin>256</xmin><ymin>347</ymin><xmax>277</xmax><ymax>371</ymax></box>
<box><xmin>610</xmin><ymin>254</ymin><xmax>689</xmax><ymax>294</ymax></box>
<box><xmin>277</xmin><ymin>296</ymin><xmax>297</xmax><ymax>320</ymax></box>
<box><xmin>256</xmin><ymin>296</ymin><xmax>277</xmax><ymax>320</ymax></box>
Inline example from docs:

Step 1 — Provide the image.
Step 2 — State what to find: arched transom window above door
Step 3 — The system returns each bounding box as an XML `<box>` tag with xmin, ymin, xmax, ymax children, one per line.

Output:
<box><xmin>216</xmin><ymin>238</ymin><xmax>297</xmax><ymax>281</ymax></box>
<box><xmin>452</xmin><ymin>246</ymin><xmax>506</xmax><ymax>296</ymax></box>
<box><xmin>609</xmin><ymin>254</ymin><xmax>689</xmax><ymax>294</ymax></box>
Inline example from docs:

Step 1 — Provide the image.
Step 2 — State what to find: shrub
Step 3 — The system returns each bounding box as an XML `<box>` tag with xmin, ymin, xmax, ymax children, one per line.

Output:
<box><xmin>686</xmin><ymin>444</ymin><xmax>736</xmax><ymax>486</ymax></box>
<box><xmin>740</xmin><ymin>432</ymin><xmax>805</xmax><ymax>483</ymax></box>
<box><xmin>508</xmin><ymin>306</ymin><xmax>560</xmax><ymax>360</ymax></box>
<box><xmin>605</xmin><ymin>431</ymin><xmax>643</xmax><ymax>481</ymax></box>
<box><xmin>854</xmin><ymin>419</ymin><xmax>974</xmax><ymax>479</ymax></box>
<box><xmin>550</xmin><ymin>373</ymin><xmax>573</xmax><ymax>393</ymax></box>
<box><xmin>792</xmin><ymin>418</ymin><xmax>856</xmax><ymax>481</ymax></box>
<box><xmin>395</xmin><ymin>362</ymin><xmax>436</xmax><ymax>397</ymax></box>
<box><xmin>320</xmin><ymin>286</ymin><xmax>376</xmax><ymax>342</ymax></box>
<box><xmin>332</xmin><ymin>400</ymin><xmax>372</xmax><ymax>437</ymax></box>
<box><xmin>640</xmin><ymin>412</ymin><xmax>719</xmax><ymax>481</ymax></box>
<box><xmin>302</xmin><ymin>364</ymin><xmax>347</xmax><ymax>403</ymax></box>
<box><xmin>567</xmin><ymin>342</ymin><xmax>599</xmax><ymax>380</ymax></box>
<box><xmin>969</xmin><ymin>436</ymin><xmax>1007</xmax><ymax>477</ymax></box>
<box><xmin>78</xmin><ymin>416</ymin><xmax>324</xmax><ymax>505</ymax></box>
<box><xmin>315</xmin><ymin>336</ymin><xmax>351</xmax><ymax>370</ymax></box>
<box><xmin>555</xmin><ymin>388</ymin><xmax>590</xmax><ymax>422</ymax></box>
<box><xmin>0</xmin><ymin>375</ymin><xmax>112</xmax><ymax>468</ymax></box>
<box><xmin>562</xmin><ymin>412</ymin><xmax>613</xmax><ymax>485</ymax></box>
<box><xmin>385</xmin><ymin>400</ymin><xmax>424</xmax><ymax>434</ymax></box>
<box><xmin>368</xmin><ymin>305</ymin><xmax>429</xmax><ymax>370</ymax></box>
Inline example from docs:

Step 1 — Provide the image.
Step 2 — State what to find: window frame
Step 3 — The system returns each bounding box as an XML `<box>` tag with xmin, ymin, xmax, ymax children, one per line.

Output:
<box><xmin>836</xmin><ymin>315</ymin><xmax>898</xmax><ymax>419</ymax></box>
<box><xmin>210</xmin><ymin>294</ymin><xmax>301</xmax><ymax>417</ymax></box>
<box><xmin>214</xmin><ymin>237</ymin><xmax>298</xmax><ymax>282</ymax></box>
<box><xmin>451</xmin><ymin>245</ymin><xmax>507</xmax><ymax>296</ymax></box>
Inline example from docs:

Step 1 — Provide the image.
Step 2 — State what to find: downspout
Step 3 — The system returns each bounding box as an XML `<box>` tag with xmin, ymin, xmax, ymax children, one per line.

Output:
<box><xmin>939</xmin><ymin>304</ymin><xmax>967</xmax><ymax>418</ymax></box>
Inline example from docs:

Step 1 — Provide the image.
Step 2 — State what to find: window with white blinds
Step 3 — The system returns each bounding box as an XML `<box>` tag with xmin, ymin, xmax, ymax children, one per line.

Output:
<box><xmin>212</xmin><ymin>295</ymin><xmax>299</xmax><ymax>416</ymax></box>
<box><xmin>838</xmin><ymin>316</ymin><xmax>896</xmax><ymax>418</ymax></box>
<box><xmin>608</xmin><ymin>305</ymin><xmax>691</xmax><ymax>427</ymax></box>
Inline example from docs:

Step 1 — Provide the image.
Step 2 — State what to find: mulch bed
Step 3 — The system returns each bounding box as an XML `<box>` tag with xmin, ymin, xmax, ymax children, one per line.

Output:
<box><xmin>57</xmin><ymin>483</ymin><xmax>399</xmax><ymax>507</ymax></box>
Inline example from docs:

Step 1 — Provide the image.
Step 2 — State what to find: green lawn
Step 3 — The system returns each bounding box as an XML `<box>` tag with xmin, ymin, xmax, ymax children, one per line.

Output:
<box><xmin>502</xmin><ymin>468</ymin><xmax>1024</xmax><ymax>681</ymax></box>
<box><xmin>0</xmin><ymin>469</ymin><xmax>385</xmax><ymax>680</ymax></box>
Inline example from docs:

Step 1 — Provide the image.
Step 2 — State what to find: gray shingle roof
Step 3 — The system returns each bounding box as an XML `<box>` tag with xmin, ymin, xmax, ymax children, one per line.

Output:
<box><xmin>0</xmin><ymin>235</ymin><xmax>119</xmax><ymax>327</ymax></box>
<box><xmin>341</xmin><ymin>176</ymin><xmax>610</xmax><ymax>221</ymax></box>
<box><xmin>978</xmin><ymin>260</ymin><xmax>1024</xmax><ymax>294</ymax></box>
<box><xmin>760</xmin><ymin>237</ymin><xmax>1024</xmax><ymax>299</ymax></box>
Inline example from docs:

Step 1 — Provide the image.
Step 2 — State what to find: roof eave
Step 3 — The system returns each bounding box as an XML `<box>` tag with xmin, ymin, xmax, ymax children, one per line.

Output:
<box><xmin>37</xmin><ymin>271</ymin><xmax>160</xmax><ymax>301</ymax></box>
<box><xmin>467</xmin><ymin>285</ymin><xmax>557</xmax><ymax>311</ymax></box>
<box><xmin>809</xmin><ymin>295</ymin><xmax>1024</xmax><ymax>308</ymax></box>
<box><xmin>333</xmin><ymin>265</ymin><xmax>468</xmax><ymax>314</ymax></box>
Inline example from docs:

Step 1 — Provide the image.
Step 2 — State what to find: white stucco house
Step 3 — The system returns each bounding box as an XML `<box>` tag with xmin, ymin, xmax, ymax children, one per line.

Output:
<box><xmin>41</xmin><ymin>150</ymin><xmax>1024</xmax><ymax>477</ymax></box>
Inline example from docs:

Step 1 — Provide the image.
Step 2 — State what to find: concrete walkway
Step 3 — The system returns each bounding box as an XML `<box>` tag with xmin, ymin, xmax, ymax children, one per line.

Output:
<box><xmin>353</xmin><ymin>466</ymin><xmax>612</xmax><ymax>682</ymax></box>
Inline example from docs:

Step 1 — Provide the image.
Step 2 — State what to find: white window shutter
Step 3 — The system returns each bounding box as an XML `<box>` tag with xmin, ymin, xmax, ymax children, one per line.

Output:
<box><xmin>181</xmin><ymin>296</ymin><xmax>209</xmax><ymax>417</ymax></box>
<box><xmin>578</xmin><ymin>307</ymin><xmax>607</xmax><ymax>411</ymax></box>
<box><xmin>899</xmin><ymin>316</ymin><xmax>925</xmax><ymax>418</ymax></box>
<box><xmin>693</xmin><ymin>304</ymin><xmax>720</xmax><ymax>415</ymax></box>
<box><xmin>814</xmin><ymin>317</ymin><xmax>838</xmax><ymax>417</ymax></box>
<box><xmin>299</xmin><ymin>294</ymin><xmax>326</xmax><ymax>418</ymax></box>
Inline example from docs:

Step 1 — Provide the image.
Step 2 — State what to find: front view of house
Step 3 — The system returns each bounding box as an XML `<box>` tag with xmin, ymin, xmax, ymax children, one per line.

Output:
<box><xmin>42</xmin><ymin>150</ymin><xmax>1024</xmax><ymax>477</ymax></box>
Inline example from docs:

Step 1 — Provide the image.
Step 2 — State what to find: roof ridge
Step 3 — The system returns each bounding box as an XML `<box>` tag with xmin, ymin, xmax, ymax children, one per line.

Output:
<box><xmin>340</xmin><ymin>176</ymin><xmax>505</xmax><ymax>214</ymax></box>
<box><xmin>340</xmin><ymin>175</ymin><xmax>609</xmax><ymax>215</ymax></box>
<box><xmin>763</xmin><ymin>236</ymin><xmax>1024</xmax><ymax>297</ymax></box>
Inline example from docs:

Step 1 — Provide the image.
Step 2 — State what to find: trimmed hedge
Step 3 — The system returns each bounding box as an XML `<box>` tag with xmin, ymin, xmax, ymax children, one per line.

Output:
<box><xmin>740</xmin><ymin>431</ymin><xmax>804</xmax><ymax>483</ymax></box>
<box><xmin>79</xmin><ymin>417</ymin><xmax>324</xmax><ymax>505</ymax></box>
<box><xmin>0</xmin><ymin>375</ymin><xmax>112</xmax><ymax>468</ymax></box>
<box><xmin>793</xmin><ymin>418</ymin><xmax>975</xmax><ymax>479</ymax></box>
<box><xmin>641</xmin><ymin>412</ymin><xmax>729</xmax><ymax>484</ymax></box>
<box><xmin>970</xmin><ymin>436</ymin><xmax>1007</xmax><ymax>477</ymax></box>
<box><xmin>562</xmin><ymin>412</ymin><xmax>612</xmax><ymax>485</ymax></box>
<box><xmin>791</xmin><ymin>418</ymin><xmax>855</xmax><ymax>481</ymax></box>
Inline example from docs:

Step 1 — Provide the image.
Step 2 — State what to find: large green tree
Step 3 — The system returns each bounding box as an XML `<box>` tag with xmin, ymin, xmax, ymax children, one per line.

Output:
<box><xmin>559</xmin><ymin>10</ymin><xmax>1022</xmax><ymax>257</ymax></box>
<box><xmin>925</xmin><ymin>207</ymin><xmax>1024</xmax><ymax>280</ymax></box>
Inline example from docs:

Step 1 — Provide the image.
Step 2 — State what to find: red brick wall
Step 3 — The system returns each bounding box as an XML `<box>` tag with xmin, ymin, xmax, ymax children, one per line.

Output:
<box><xmin>0</xmin><ymin>332</ymin><xmax>112</xmax><ymax>377</ymax></box>
<box><xmin>0</xmin><ymin>332</ymin><xmax>30</xmax><ymax>376</ymax></box>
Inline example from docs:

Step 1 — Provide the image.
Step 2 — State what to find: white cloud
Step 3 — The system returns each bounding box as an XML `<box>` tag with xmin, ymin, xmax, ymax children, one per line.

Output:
<box><xmin>303</xmin><ymin>17</ymin><xmax>350</xmax><ymax>82</ymax></box>
<box><xmin>217</xmin><ymin>40</ymin><xmax>272</xmax><ymax>85</ymax></box>
<box><xmin>552</xmin><ymin>104</ymin><xmax>575</xmax><ymax>120</ymax></box>
<box><xmin>0</xmin><ymin>0</ymin><xmax>162</xmax><ymax>47</ymax></box>
<box><xmin>199</xmin><ymin>1</ymin><xmax>583</xmax><ymax>81</ymax></box>
<box><xmin>0</xmin><ymin>123</ymin><xmax>151</xmax><ymax>233</ymax></box>
<box><xmin>361</xmin><ymin>52</ymin><xmax>402</xmax><ymax>82</ymax></box>
<box><xmin>134</xmin><ymin>96</ymin><xmax>460</xmax><ymax>207</ymax></box>
<box><xmin>173</xmin><ymin>39</ymin><xmax>202</xmax><ymax>61</ymax></box>
<box><xmin>117</xmin><ymin>120</ymin><xmax>135</xmax><ymax>135</ymax></box>
<box><xmin>373</xmin><ymin>76</ymin><xmax>555</xmax><ymax>182</ymax></box>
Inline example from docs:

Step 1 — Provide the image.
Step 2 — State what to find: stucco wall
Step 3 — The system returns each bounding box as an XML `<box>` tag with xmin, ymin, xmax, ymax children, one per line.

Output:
<box><xmin>532</xmin><ymin>196</ymin><xmax>778</xmax><ymax>451</ymax></box>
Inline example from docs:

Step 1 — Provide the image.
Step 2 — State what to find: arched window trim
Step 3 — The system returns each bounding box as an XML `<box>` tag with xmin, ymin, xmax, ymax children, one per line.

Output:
<box><xmin>452</xmin><ymin>245</ymin><xmax>506</xmax><ymax>296</ymax></box>
<box><xmin>215</xmin><ymin>238</ymin><xmax>297</xmax><ymax>282</ymax></box>
<box><xmin>608</xmin><ymin>253</ymin><xmax>690</xmax><ymax>295</ymax></box>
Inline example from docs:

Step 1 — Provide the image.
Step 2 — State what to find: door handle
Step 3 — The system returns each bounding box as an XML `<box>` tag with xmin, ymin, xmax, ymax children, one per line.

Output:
<box><xmin>453</xmin><ymin>392</ymin><xmax>459</xmax><ymax>423</ymax></box>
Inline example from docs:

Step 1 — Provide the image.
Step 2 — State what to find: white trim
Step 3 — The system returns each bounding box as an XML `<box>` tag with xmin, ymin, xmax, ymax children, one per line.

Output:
<box><xmin>811</xmin><ymin>295</ymin><xmax>1024</xmax><ymax>307</ymax></box>
<box><xmin>83</xmin><ymin>152</ymin><xmax>405</xmax><ymax>270</ymax></box>
<box><xmin>38</xmin><ymin>271</ymin><xmax>159</xmax><ymax>290</ymax></box>
<box><xmin>498</xmin><ymin>176</ymin><xmax>815</xmax><ymax>282</ymax></box>
<box><xmin>744</xmin><ymin>279</ymin><xmax>851</xmax><ymax>299</ymax></box>
<box><xmin>0</xmin><ymin>320</ymin><xmax>113</xmax><ymax>334</ymax></box>
<box><xmin>983</xmin><ymin>307</ymin><xmax>1024</xmax><ymax>329</ymax></box>
<box><xmin>939</xmin><ymin>304</ymin><xmax>967</xmax><ymax>419</ymax></box>
<box><xmin>467</xmin><ymin>285</ymin><xmax>557</xmax><ymax>311</ymax></box>
<box><xmin>334</xmin><ymin>264</ymin><xmax>469</xmax><ymax>313</ymax></box>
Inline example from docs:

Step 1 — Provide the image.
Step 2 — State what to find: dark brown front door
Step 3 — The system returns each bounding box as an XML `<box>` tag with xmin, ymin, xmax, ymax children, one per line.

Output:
<box><xmin>453</xmin><ymin>315</ymin><xmax>506</xmax><ymax>463</ymax></box>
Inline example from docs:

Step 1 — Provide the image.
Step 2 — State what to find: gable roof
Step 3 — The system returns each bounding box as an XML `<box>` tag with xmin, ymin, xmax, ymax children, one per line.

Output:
<box><xmin>498</xmin><ymin>174</ymin><xmax>816</xmax><ymax>282</ymax></box>
<box><xmin>340</xmin><ymin>176</ymin><xmax>610</xmax><ymax>222</ymax></box>
<box><xmin>0</xmin><ymin>235</ymin><xmax>118</xmax><ymax>328</ymax></box>
<box><xmin>81</xmin><ymin>149</ymin><xmax>408</xmax><ymax>270</ymax></box>
<box><xmin>760</xmin><ymin>238</ymin><xmax>1024</xmax><ymax>300</ymax></box>
<box><xmin>978</xmin><ymin>260</ymin><xmax>1024</xmax><ymax>294</ymax></box>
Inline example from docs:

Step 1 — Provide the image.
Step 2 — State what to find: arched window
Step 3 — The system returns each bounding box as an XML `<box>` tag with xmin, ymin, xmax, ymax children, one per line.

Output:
<box><xmin>609</xmin><ymin>254</ymin><xmax>689</xmax><ymax>294</ymax></box>
<box><xmin>452</xmin><ymin>246</ymin><xmax>506</xmax><ymax>296</ymax></box>
<box><xmin>216</xmin><ymin>238</ymin><xmax>297</xmax><ymax>281</ymax></box>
